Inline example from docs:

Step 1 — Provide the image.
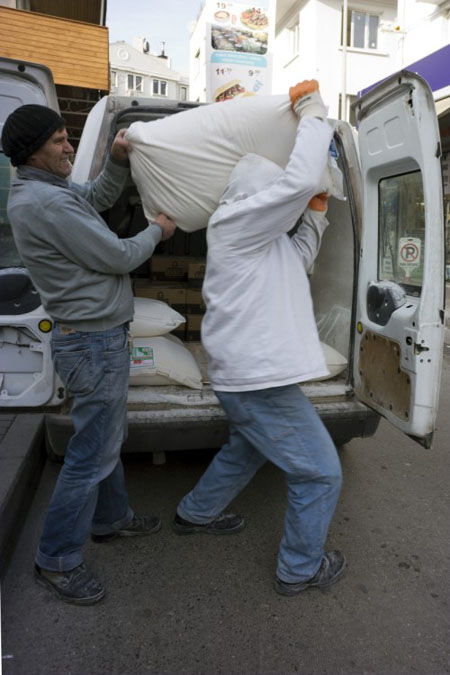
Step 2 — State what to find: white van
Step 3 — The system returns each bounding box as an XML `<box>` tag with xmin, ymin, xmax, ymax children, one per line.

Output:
<box><xmin>0</xmin><ymin>56</ymin><xmax>447</xmax><ymax>458</ymax></box>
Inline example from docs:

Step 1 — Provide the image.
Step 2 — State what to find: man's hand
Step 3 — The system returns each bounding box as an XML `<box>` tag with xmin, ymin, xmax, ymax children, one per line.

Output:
<box><xmin>289</xmin><ymin>80</ymin><xmax>327</xmax><ymax>121</ymax></box>
<box><xmin>110</xmin><ymin>129</ymin><xmax>130</xmax><ymax>163</ymax></box>
<box><xmin>308</xmin><ymin>192</ymin><xmax>328</xmax><ymax>212</ymax></box>
<box><xmin>153</xmin><ymin>213</ymin><xmax>177</xmax><ymax>240</ymax></box>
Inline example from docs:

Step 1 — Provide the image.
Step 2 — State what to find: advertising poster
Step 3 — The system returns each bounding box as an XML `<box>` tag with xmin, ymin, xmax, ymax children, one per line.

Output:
<box><xmin>205</xmin><ymin>1</ymin><xmax>275</xmax><ymax>103</ymax></box>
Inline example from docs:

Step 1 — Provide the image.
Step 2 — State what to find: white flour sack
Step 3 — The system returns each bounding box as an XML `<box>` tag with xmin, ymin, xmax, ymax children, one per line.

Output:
<box><xmin>129</xmin><ymin>335</ymin><xmax>203</xmax><ymax>389</ymax></box>
<box><xmin>126</xmin><ymin>95</ymin><xmax>344</xmax><ymax>232</ymax></box>
<box><xmin>129</xmin><ymin>297</ymin><xmax>185</xmax><ymax>338</ymax></box>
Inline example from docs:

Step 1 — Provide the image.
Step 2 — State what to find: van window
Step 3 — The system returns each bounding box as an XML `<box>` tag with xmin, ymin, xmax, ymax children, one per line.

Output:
<box><xmin>0</xmin><ymin>154</ymin><xmax>21</xmax><ymax>267</ymax></box>
<box><xmin>378</xmin><ymin>170</ymin><xmax>424</xmax><ymax>295</ymax></box>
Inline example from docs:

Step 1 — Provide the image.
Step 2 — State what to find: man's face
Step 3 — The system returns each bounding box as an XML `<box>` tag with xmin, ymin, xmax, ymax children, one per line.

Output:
<box><xmin>28</xmin><ymin>127</ymin><xmax>74</xmax><ymax>178</ymax></box>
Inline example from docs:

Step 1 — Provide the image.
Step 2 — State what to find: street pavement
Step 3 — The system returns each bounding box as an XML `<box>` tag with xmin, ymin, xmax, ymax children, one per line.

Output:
<box><xmin>1</xmin><ymin>355</ymin><xmax>449</xmax><ymax>674</ymax></box>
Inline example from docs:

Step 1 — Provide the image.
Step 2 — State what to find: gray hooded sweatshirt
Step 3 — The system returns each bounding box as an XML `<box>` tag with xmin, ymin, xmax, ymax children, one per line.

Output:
<box><xmin>7</xmin><ymin>157</ymin><xmax>162</xmax><ymax>331</ymax></box>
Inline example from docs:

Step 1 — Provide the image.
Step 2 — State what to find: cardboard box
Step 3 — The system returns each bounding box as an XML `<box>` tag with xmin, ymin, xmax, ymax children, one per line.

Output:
<box><xmin>150</xmin><ymin>256</ymin><xmax>190</xmax><ymax>282</ymax></box>
<box><xmin>171</xmin><ymin>325</ymin><xmax>186</xmax><ymax>341</ymax></box>
<box><xmin>134</xmin><ymin>281</ymin><xmax>187</xmax><ymax>314</ymax></box>
<box><xmin>188</xmin><ymin>260</ymin><xmax>206</xmax><ymax>287</ymax></box>
<box><xmin>186</xmin><ymin>289</ymin><xmax>206</xmax><ymax>314</ymax></box>
<box><xmin>185</xmin><ymin>314</ymin><xmax>203</xmax><ymax>342</ymax></box>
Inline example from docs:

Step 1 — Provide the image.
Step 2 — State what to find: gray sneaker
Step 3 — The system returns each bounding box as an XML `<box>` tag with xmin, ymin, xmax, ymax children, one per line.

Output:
<box><xmin>34</xmin><ymin>563</ymin><xmax>105</xmax><ymax>605</ymax></box>
<box><xmin>91</xmin><ymin>514</ymin><xmax>161</xmax><ymax>543</ymax></box>
<box><xmin>173</xmin><ymin>512</ymin><xmax>245</xmax><ymax>535</ymax></box>
<box><xmin>275</xmin><ymin>550</ymin><xmax>346</xmax><ymax>596</ymax></box>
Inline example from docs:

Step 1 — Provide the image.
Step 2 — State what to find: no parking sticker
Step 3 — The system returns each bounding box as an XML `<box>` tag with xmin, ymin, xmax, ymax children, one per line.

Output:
<box><xmin>398</xmin><ymin>237</ymin><xmax>421</xmax><ymax>275</ymax></box>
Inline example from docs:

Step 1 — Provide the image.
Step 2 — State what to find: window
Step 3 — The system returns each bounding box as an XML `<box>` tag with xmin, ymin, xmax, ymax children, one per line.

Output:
<box><xmin>127</xmin><ymin>74</ymin><xmax>143</xmax><ymax>92</ymax></box>
<box><xmin>111</xmin><ymin>70</ymin><xmax>118</xmax><ymax>88</ymax></box>
<box><xmin>378</xmin><ymin>171</ymin><xmax>425</xmax><ymax>294</ymax></box>
<box><xmin>0</xmin><ymin>154</ymin><xmax>21</xmax><ymax>267</ymax></box>
<box><xmin>342</xmin><ymin>9</ymin><xmax>379</xmax><ymax>50</ymax></box>
<box><xmin>286</xmin><ymin>16</ymin><xmax>300</xmax><ymax>59</ymax></box>
<box><xmin>180</xmin><ymin>86</ymin><xmax>187</xmax><ymax>101</ymax></box>
<box><xmin>153</xmin><ymin>79</ymin><xmax>167</xmax><ymax>96</ymax></box>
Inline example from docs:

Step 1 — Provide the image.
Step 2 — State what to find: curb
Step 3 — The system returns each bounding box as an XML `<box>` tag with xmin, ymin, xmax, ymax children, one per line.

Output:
<box><xmin>0</xmin><ymin>414</ymin><xmax>45</xmax><ymax>578</ymax></box>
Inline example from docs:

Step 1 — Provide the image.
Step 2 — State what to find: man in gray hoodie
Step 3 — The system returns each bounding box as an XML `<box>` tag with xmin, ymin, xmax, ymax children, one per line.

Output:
<box><xmin>2</xmin><ymin>104</ymin><xmax>175</xmax><ymax>605</ymax></box>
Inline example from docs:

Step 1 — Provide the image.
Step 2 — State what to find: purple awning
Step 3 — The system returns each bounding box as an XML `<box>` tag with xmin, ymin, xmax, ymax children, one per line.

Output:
<box><xmin>359</xmin><ymin>43</ymin><xmax>450</xmax><ymax>97</ymax></box>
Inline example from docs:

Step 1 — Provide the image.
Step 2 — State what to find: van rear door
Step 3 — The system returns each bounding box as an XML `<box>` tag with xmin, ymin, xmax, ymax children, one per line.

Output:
<box><xmin>0</xmin><ymin>57</ymin><xmax>60</xmax><ymax>407</ymax></box>
<box><xmin>354</xmin><ymin>70</ymin><xmax>444</xmax><ymax>448</ymax></box>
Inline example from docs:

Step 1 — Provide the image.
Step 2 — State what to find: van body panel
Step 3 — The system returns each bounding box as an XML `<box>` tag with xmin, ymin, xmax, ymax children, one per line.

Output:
<box><xmin>6</xmin><ymin>61</ymin><xmax>445</xmax><ymax>455</ymax></box>
<box><xmin>45</xmin><ymin>382</ymin><xmax>380</xmax><ymax>457</ymax></box>
<box><xmin>354</xmin><ymin>71</ymin><xmax>444</xmax><ymax>447</ymax></box>
<box><xmin>0</xmin><ymin>306</ymin><xmax>62</xmax><ymax>407</ymax></box>
<box><xmin>0</xmin><ymin>58</ymin><xmax>61</xmax><ymax>407</ymax></box>
<box><xmin>0</xmin><ymin>57</ymin><xmax>60</xmax><ymax>135</ymax></box>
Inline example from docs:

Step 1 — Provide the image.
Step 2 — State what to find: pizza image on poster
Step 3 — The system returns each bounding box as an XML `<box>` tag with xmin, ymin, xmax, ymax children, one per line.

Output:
<box><xmin>240</xmin><ymin>7</ymin><xmax>269</xmax><ymax>30</ymax></box>
<box><xmin>211</xmin><ymin>24</ymin><xmax>268</xmax><ymax>54</ymax></box>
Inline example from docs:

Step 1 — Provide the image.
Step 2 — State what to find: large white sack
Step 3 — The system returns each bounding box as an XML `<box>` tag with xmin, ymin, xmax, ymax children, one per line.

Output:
<box><xmin>129</xmin><ymin>297</ymin><xmax>185</xmax><ymax>337</ymax></box>
<box><xmin>127</xmin><ymin>94</ymin><xmax>342</xmax><ymax>233</ymax></box>
<box><xmin>313</xmin><ymin>342</ymin><xmax>347</xmax><ymax>381</ymax></box>
<box><xmin>130</xmin><ymin>335</ymin><xmax>203</xmax><ymax>389</ymax></box>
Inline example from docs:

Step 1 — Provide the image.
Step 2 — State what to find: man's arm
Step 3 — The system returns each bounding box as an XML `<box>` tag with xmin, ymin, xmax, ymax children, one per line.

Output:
<box><xmin>35</xmin><ymin>190</ymin><xmax>176</xmax><ymax>274</ymax></box>
<box><xmin>290</xmin><ymin>197</ymin><xmax>329</xmax><ymax>270</ymax></box>
<box><xmin>69</xmin><ymin>129</ymin><xmax>131</xmax><ymax>213</ymax></box>
<box><xmin>211</xmin><ymin>117</ymin><xmax>332</xmax><ymax>251</ymax></box>
<box><xmin>211</xmin><ymin>81</ymin><xmax>332</xmax><ymax>251</ymax></box>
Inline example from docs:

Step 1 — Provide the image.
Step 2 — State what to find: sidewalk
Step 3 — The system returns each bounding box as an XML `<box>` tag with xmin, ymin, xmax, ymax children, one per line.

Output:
<box><xmin>0</xmin><ymin>413</ymin><xmax>44</xmax><ymax>576</ymax></box>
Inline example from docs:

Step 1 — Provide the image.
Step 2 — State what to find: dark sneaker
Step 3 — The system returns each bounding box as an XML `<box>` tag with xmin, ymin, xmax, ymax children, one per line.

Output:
<box><xmin>91</xmin><ymin>514</ymin><xmax>161</xmax><ymax>543</ymax></box>
<box><xmin>34</xmin><ymin>563</ymin><xmax>105</xmax><ymax>605</ymax></box>
<box><xmin>275</xmin><ymin>550</ymin><xmax>346</xmax><ymax>596</ymax></box>
<box><xmin>173</xmin><ymin>512</ymin><xmax>245</xmax><ymax>535</ymax></box>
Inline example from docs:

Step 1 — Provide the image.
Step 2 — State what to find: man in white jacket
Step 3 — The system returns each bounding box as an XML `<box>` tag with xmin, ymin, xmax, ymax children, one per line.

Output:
<box><xmin>173</xmin><ymin>81</ymin><xmax>345</xmax><ymax>595</ymax></box>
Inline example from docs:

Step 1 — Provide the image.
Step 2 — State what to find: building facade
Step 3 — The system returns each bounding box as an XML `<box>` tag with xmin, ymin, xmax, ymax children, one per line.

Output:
<box><xmin>189</xmin><ymin>9</ymin><xmax>208</xmax><ymax>102</ymax></box>
<box><xmin>190</xmin><ymin>0</ymin><xmax>449</xmax><ymax>121</ymax></box>
<box><xmin>110</xmin><ymin>39</ymin><xmax>189</xmax><ymax>102</ymax></box>
<box><xmin>396</xmin><ymin>0</ymin><xmax>450</xmax><ymax>69</ymax></box>
<box><xmin>0</xmin><ymin>0</ymin><xmax>108</xmax><ymax>148</ymax></box>
<box><xmin>189</xmin><ymin>0</ymin><xmax>399</xmax><ymax>116</ymax></box>
<box><xmin>273</xmin><ymin>0</ymin><xmax>399</xmax><ymax>122</ymax></box>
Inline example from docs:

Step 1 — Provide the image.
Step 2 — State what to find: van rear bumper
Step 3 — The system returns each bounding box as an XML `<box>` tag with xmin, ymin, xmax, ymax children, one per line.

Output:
<box><xmin>45</xmin><ymin>398</ymin><xmax>380</xmax><ymax>457</ymax></box>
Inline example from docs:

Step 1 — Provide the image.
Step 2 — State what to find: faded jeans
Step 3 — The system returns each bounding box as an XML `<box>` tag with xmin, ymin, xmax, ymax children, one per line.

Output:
<box><xmin>177</xmin><ymin>384</ymin><xmax>342</xmax><ymax>583</ymax></box>
<box><xmin>35</xmin><ymin>323</ymin><xmax>133</xmax><ymax>572</ymax></box>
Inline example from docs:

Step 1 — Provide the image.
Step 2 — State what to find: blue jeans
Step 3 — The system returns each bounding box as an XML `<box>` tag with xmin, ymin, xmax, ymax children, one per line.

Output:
<box><xmin>35</xmin><ymin>323</ymin><xmax>133</xmax><ymax>572</ymax></box>
<box><xmin>177</xmin><ymin>385</ymin><xmax>342</xmax><ymax>583</ymax></box>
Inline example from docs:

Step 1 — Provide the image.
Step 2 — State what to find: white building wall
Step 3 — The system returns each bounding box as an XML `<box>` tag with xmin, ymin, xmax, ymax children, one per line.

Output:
<box><xmin>396</xmin><ymin>0</ymin><xmax>450</xmax><ymax>67</ymax></box>
<box><xmin>273</xmin><ymin>0</ymin><xmax>398</xmax><ymax>118</ymax></box>
<box><xmin>189</xmin><ymin>8</ymin><xmax>208</xmax><ymax>102</ymax></box>
<box><xmin>110</xmin><ymin>41</ymin><xmax>189</xmax><ymax>101</ymax></box>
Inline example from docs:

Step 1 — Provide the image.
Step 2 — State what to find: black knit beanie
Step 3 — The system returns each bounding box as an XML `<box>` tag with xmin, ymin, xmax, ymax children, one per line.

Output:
<box><xmin>1</xmin><ymin>104</ymin><xmax>66</xmax><ymax>166</ymax></box>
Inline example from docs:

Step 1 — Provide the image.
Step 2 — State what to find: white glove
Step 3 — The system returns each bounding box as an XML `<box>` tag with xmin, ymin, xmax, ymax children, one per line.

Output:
<box><xmin>294</xmin><ymin>90</ymin><xmax>327</xmax><ymax>120</ymax></box>
<box><xmin>289</xmin><ymin>80</ymin><xmax>327</xmax><ymax>121</ymax></box>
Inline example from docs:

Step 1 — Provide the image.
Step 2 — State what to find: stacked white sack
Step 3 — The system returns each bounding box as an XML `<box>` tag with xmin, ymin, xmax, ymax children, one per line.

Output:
<box><xmin>129</xmin><ymin>297</ymin><xmax>203</xmax><ymax>389</ymax></box>
<box><xmin>126</xmin><ymin>94</ymin><xmax>344</xmax><ymax>233</ymax></box>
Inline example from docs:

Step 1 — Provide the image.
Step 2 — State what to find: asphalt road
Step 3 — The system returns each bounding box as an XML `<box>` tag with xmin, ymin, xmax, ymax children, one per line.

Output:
<box><xmin>1</xmin><ymin>355</ymin><xmax>449</xmax><ymax>675</ymax></box>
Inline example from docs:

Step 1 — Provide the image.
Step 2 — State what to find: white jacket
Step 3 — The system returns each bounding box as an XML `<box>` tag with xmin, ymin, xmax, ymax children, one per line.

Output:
<box><xmin>201</xmin><ymin>116</ymin><xmax>333</xmax><ymax>392</ymax></box>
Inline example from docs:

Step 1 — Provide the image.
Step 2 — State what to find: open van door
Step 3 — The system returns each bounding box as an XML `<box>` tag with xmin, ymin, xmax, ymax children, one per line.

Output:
<box><xmin>0</xmin><ymin>57</ymin><xmax>61</xmax><ymax>407</ymax></box>
<box><xmin>353</xmin><ymin>71</ymin><xmax>445</xmax><ymax>449</ymax></box>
